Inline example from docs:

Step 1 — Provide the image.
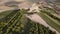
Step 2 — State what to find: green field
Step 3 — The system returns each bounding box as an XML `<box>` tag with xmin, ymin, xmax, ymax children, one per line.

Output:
<box><xmin>38</xmin><ymin>12</ymin><xmax>60</xmax><ymax>32</ymax></box>
<box><xmin>38</xmin><ymin>7</ymin><xmax>60</xmax><ymax>32</ymax></box>
<box><xmin>0</xmin><ymin>10</ymin><xmax>14</xmax><ymax>19</ymax></box>
<box><xmin>0</xmin><ymin>9</ymin><xmax>56</xmax><ymax>34</ymax></box>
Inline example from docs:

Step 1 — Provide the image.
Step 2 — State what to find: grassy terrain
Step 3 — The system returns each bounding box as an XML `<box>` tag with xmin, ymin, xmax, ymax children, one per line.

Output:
<box><xmin>0</xmin><ymin>10</ymin><xmax>13</xmax><ymax>19</ymax></box>
<box><xmin>40</xmin><ymin>8</ymin><xmax>60</xmax><ymax>22</ymax></box>
<box><xmin>38</xmin><ymin>7</ymin><xmax>60</xmax><ymax>32</ymax></box>
<box><xmin>38</xmin><ymin>12</ymin><xmax>60</xmax><ymax>32</ymax></box>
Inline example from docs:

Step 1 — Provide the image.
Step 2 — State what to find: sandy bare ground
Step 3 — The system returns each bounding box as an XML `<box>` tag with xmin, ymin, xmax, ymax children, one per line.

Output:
<box><xmin>0</xmin><ymin>5</ymin><xmax>15</xmax><ymax>12</ymax></box>
<box><xmin>0</xmin><ymin>0</ymin><xmax>33</xmax><ymax>12</ymax></box>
